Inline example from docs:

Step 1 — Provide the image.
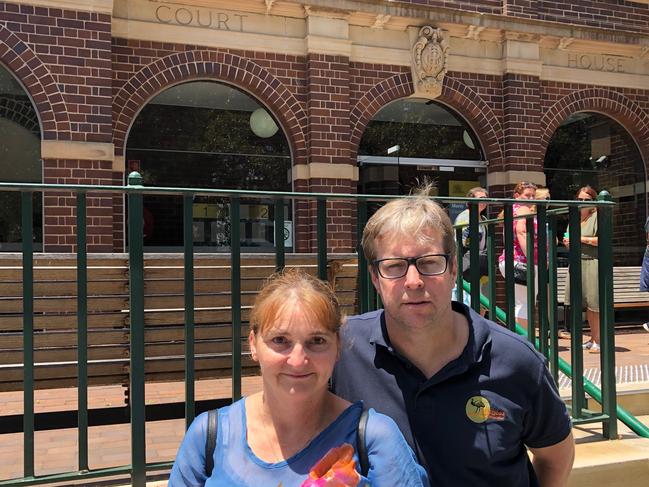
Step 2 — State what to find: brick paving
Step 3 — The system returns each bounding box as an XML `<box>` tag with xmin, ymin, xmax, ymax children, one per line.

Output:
<box><xmin>0</xmin><ymin>376</ymin><xmax>262</xmax><ymax>482</ymax></box>
<box><xmin>1</xmin><ymin>330</ymin><xmax>648</xmax><ymax>483</ymax></box>
<box><xmin>574</xmin><ymin>329</ymin><xmax>649</xmax><ymax>368</ymax></box>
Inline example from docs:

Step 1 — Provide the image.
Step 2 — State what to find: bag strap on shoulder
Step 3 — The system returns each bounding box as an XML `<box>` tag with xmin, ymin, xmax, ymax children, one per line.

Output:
<box><xmin>356</xmin><ymin>408</ymin><xmax>370</xmax><ymax>478</ymax></box>
<box><xmin>205</xmin><ymin>409</ymin><xmax>218</xmax><ymax>478</ymax></box>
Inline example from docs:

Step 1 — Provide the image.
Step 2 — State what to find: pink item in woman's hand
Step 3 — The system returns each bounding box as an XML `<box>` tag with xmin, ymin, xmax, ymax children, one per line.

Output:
<box><xmin>301</xmin><ymin>443</ymin><xmax>361</xmax><ymax>487</ymax></box>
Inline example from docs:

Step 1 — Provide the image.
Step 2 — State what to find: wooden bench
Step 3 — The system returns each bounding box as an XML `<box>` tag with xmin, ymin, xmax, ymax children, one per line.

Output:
<box><xmin>555</xmin><ymin>266</ymin><xmax>648</xmax><ymax>320</ymax></box>
<box><xmin>0</xmin><ymin>254</ymin><xmax>358</xmax><ymax>393</ymax></box>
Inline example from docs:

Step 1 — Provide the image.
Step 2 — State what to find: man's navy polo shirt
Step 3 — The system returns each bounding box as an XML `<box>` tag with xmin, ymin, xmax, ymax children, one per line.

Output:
<box><xmin>331</xmin><ymin>302</ymin><xmax>572</xmax><ymax>486</ymax></box>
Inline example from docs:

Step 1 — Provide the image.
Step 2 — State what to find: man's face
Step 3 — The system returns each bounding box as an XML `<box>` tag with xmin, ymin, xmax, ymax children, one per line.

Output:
<box><xmin>473</xmin><ymin>191</ymin><xmax>487</xmax><ymax>214</ymax></box>
<box><xmin>370</xmin><ymin>228</ymin><xmax>457</xmax><ymax>332</ymax></box>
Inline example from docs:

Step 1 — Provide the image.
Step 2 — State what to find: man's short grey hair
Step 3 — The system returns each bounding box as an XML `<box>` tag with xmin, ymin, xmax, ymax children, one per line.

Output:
<box><xmin>467</xmin><ymin>186</ymin><xmax>488</xmax><ymax>198</ymax></box>
<box><xmin>361</xmin><ymin>185</ymin><xmax>456</xmax><ymax>265</ymax></box>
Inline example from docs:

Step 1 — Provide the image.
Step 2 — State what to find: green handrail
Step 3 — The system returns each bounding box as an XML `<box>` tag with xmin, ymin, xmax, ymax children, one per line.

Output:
<box><xmin>461</xmin><ymin>279</ymin><xmax>649</xmax><ymax>438</ymax></box>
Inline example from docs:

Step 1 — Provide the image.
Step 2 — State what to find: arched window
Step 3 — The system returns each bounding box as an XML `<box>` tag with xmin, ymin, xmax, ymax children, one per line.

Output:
<box><xmin>126</xmin><ymin>81</ymin><xmax>292</xmax><ymax>251</ymax></box>
<box><xmin>0</xmin><ymin>64</ymin><xmax>42</xmax><ymax>251</ymax></box>
<box><xmin>544</xmin><ymin>112</ymin><xmax>647</xmax><ymax>265</ymax></box>
<box><xmin>358</xmin><ymin>97</ymin><xmax>485</xmax><ymax>220</ymax></box>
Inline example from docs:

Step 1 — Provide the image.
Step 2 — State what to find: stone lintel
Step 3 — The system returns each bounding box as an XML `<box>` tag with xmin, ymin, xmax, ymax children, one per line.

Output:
<box><xmin>306</xmin><ymin>35</ymin><xmax>352</xmax><ymax>57</ymax></box>
<box><xmin>292</xmin><ymin>163</ymin><xmax>358</xmax><ymax>182</ymax></box>
<box><xmin>488</xmin><ymin>171</ymin><xmax>546</xmax><ymax>188</ymax></box>
<box><xmin>41</xmin><ymin>140</ymin><xmax>115</xmax><ymax>162</ymax></box>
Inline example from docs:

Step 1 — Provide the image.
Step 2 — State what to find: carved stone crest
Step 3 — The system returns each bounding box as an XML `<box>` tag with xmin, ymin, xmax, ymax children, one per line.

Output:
<box><xmin>411</xmin><ymin>26</ymin><xmax>449</xmax><ymax>98</ymax></box>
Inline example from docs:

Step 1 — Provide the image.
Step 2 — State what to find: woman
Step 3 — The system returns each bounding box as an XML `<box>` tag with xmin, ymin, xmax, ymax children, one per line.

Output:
<box><xmin>563</xmin><ymin>186</ymin><xmax>600</xmax><ymax>353</ymax></box>
<box><xmin>498</xmin><ymin>181</ymin><xmax>538</xmax><ymax>331</ymax></box>
<box><xmin>169</xmin><ymin>269</ymin><xmax>429</xmax><ymax>486</ymax></box>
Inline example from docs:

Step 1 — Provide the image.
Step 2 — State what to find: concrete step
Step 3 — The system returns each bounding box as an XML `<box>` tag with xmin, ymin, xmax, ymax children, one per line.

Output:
<box><xmin>570</xmin><ymin>415</ymin><xmax>649</xmax><ymax>487</ymax></box>
<box><xmin>561</xmin><ymin>381</ymin><xmax>649</xmax><ymax>416</ymax></box>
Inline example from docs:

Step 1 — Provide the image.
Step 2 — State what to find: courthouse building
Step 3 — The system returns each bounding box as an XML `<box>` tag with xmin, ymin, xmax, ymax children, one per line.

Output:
<box><xmin>0</xmin><ymin>0</ymin><xmax>648</xmax><ymax>263</ymax></box>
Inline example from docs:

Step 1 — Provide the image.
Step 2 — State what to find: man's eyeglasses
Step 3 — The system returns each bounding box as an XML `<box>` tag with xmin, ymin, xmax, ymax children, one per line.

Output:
<box><xmin>372</xmin><ymin>254</ymin><xmax>450</xmax><ymax>279</ymax></box>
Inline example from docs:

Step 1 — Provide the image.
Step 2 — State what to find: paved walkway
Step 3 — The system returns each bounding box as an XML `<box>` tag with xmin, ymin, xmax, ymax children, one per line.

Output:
<box><xmin>1</xmin><ymin>329</ymin><xmax>648</xmax><ymax>483</ymax></box>
<box><xmin>557</xmin><ymin>328</ymin><xmax>649</xmax><ymax>387</ymax></box>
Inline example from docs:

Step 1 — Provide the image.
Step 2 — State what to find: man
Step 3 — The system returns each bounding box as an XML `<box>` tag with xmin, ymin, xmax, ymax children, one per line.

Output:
<box><xmin>332</xmin><ymin>188</ymin><xmax>574</xmax><ymax>486</ymax></box>
<box><xmin>452</xmin><ymin>187</ymin><xmax>489</xmax><ymax>307</ymax></box>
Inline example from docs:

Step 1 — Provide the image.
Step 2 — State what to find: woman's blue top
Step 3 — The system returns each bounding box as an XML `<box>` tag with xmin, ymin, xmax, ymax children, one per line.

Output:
<box><xmin>168</xmin><ymin>399</ymin><xmax>429</xmax><ymax>487</ymax></box>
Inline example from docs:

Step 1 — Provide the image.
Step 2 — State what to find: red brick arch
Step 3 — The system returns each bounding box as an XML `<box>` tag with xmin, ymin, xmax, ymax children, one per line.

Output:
<box><xmin>0</xmin><ymin>24</ymin><xmax>71</xmax><ymax>139</ymax></box>
<box><xmin>540</xmin><ymin>88</ymin><xmax>649</xmax><ymax>171</ymax></box>
<box><xmin>112</xmin><ymin>50</ymin><xmax>308</xmax><ymax>162</ymax></box>
<box><xmin>349</xmin><ymin>74</ymin><xmax>504</xmax><ymax>168</ymax></box>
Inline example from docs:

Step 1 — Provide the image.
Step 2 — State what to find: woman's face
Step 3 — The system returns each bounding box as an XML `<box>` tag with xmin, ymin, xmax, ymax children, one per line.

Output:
<box><xmin>249</xmin><ymin>303</ymin><xmax>339</xmax><ymax>400</ymax></box>
<box><xmin>514</xmin><ymin>187</ymin><xmax>536</xmax><ymax>208</ymax></box>
<box><xmin>515</xmin><ymin>187</ymin><xmax>536</xmax><ymax>201</ymax></box>
<box><xmin>577</xmin><ymin>190</ymin><xmax>594</xmax><ymax>217</ymax></box>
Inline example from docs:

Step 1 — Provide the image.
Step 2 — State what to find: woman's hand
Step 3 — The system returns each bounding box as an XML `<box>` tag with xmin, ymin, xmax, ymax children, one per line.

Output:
<box><xmin>301</xmin><ymin>444</ymin><xmax>361</xmax><ymax>487</ymax></box>
<box><xmin>563</xmin><ymin>236</ymin><xmax>597</xmax><ymax>247</ymax></box>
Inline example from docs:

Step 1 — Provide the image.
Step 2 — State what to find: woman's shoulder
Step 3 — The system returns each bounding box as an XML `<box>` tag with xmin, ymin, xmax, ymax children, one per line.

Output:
<box><xmin>363</xmin><ymin>409</ymin><xmax>430</xmax><ymax>487</ymax></box>
<box><xmin>187</xmin><ymin>399</ymin><xmax>243</xmax><ymax>438</ymax></box>
<box><xmin>364</xmin><ymin>408</ymin><xmax>404</xmax><ymax>441</ymax></box>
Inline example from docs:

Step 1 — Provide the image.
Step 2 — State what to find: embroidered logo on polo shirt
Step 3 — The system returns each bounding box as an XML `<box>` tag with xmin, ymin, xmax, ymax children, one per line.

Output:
<box><xmin>465</xmin><ymin>396</ymin><xmax>506</xmax><ymax>423</ymax></box>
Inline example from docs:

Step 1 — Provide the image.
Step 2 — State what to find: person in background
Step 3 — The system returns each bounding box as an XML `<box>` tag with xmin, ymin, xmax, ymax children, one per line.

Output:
<box><xmin>452</xmin><ymin>186</ymin><xmax>489</xmax><ymax>310</ymax></box>
<box><xmin>169</xmin><ymin>269</ymin><xmax>428</xmax><ymax>487</ymax></box>
<box><xmin>563</xmin><ymin>186</ymin><xmax>601</xmax><ymax>353</ymax></box>
<box><xmin>498</xmin><ymin>181</ymin><xmax>539</xmax><ymax>331</ymax></box>
<box><xmin>535</xmin><ymin>187</ymin><xmax>550</xmax><ymax>203</ymax></box>
<box><xmin>640</xmin><ymin>216</ymin><xmax>649</xmax><ymax>333</ymax></box>
<box><xmin>333</xmin><ymin>186</ymin><xmax>574</xmax><ymax>486</ymax></box>
<box><xmin>534</xmin><ymin>187</ymin><xmax>571</xmax><ymax>340</ymax></box>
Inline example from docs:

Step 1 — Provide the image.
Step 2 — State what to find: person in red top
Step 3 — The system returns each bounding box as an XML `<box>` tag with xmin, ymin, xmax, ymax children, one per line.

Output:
<box><xmin>498</xmin><ymin>181</ymin><xmax>538</xmax><ymax>331</ymax></box>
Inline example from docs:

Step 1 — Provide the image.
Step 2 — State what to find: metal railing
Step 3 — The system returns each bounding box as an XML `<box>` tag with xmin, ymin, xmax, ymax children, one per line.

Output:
<box><xmin>0</xmin><ymin>174</ymin><xmax>642</xmax><ymax>486</ymax></box>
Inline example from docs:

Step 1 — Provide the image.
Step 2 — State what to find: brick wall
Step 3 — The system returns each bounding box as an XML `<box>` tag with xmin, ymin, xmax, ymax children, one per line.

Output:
<box><xmin>112</xmin><ymin>171</ymin><xmax>124</xmax><ymax>251</ymax></box>
<box><xmin>1</xmin><ymin>1</ymin><xmax>113</xmax><ymax>251</ymax></box>
<box><xmin>394</xmin><ymin>0</ymin><xmax>649</xmax><ymax>33</ymax></box>
<box><xmin>306</xmin><ymin>53</ymin><xmax>350</xmax><ymax>166</ymax></box>
<box><xmin>42</xmin><ymin>159</ymin><xmax>113</xmax><ymax>252</ymax></box>
<box><xmin>390</xmin><ymin>1</ymin><xmax>502</xmax><ymax>15</ymax></box>
<box><xmin>445</xmin><ymin>72</ymin><xmax>505</xmax><ymax>171</ymax></box>
<box><xmin>537</xmin><ymin>1</ymin><xmax>649</xmax><ymax>33</ymax></box>
<box><xmin>110</xmin><ymin>43</ymin><xmax>315</xmax><ymax>251</ymax></box>
<box><xmin>301</xmin><ymin>53</ymin><xmax>354</xmax><ymax>252</ymax></box>
<box><xmin>0</xmin><ymin>1</ymin><xmax>112</xmax><ymax>142</ymax></box>
<box><xmin>111</xmin><ymin>45</ymin><xmax>309</xmax><ymax>161</ymax></box>
<box><xmin>539</xmin><ymin>83</ymin><xmax>649</xmax><ymax>173</ymax></box>
<box><xmin>502</xmin><ymin>74</ymin><xmax>543</xmax><ymax>172</ymax></box>
<box><xmin>2</xmin><ymin>0</ymin><xmax>649</xmax><ymax>254</ymax></box>
<box><xmin>111</xmin><ymin>38</ymin><xmax>307</xmax><ymax>117</ymax></box>
<box><xmin>503</xmin><ymin>0</ymin><xmax>536</xmax><ymax>18</ymax></box>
